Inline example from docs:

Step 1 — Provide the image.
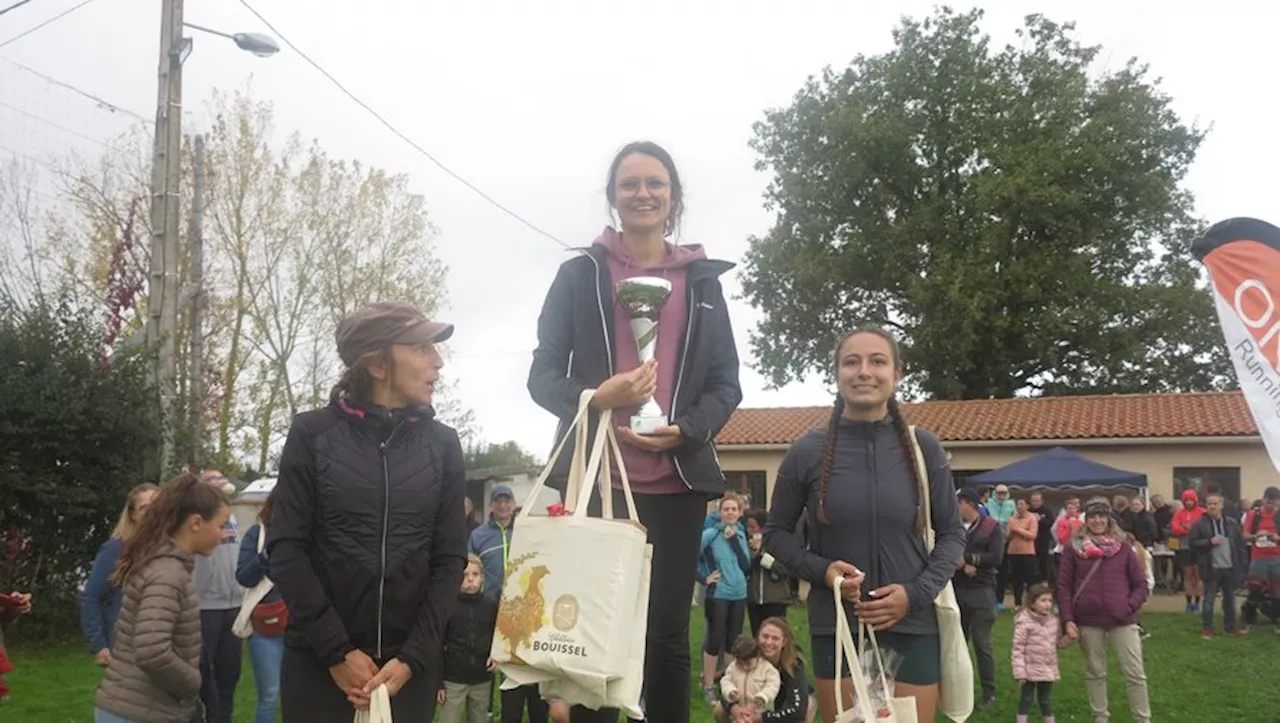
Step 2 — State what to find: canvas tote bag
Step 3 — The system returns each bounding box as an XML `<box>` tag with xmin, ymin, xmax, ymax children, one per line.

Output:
<box><xmin>491</xmin><ymin>389</ymin><xmax>650</xmax><ymax>700</ymax></box>
<box><xmin>233</xmin><ymin>521</ymin><xmax>276</xmax><ymax>639</ymax></box>
<box><xmin>832</xmin><ymin>576</ymin><xmax>882</xmax><ymax>723</ymax></box>
<box><xmin>538</xmin><ymin>420</ymin><xmax>652</xmax><ymax>717</ymax></box>
<box><xmin>907</xmin><ymin>425</ymin><xmax>974</xmax><ymax>723</ymax></box>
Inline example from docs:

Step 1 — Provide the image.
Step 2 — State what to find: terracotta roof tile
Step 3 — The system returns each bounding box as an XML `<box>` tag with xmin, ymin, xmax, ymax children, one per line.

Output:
<box><xmin>715</xmin><ymin>391</ymin><xmax>1256</xmax><ymax>446</ymax></box>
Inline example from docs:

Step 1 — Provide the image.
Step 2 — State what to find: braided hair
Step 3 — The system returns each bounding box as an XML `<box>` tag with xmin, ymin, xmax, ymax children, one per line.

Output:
<box><xmin>815</xmin><ymin>326</ymin><xmax>925</xmax><ymax>536</ymax></box>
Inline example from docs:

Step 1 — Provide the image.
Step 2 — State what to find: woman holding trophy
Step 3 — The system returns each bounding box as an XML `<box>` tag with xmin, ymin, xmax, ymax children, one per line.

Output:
<box><xmin>528</xmin><ymin>140</ymin><xmax>743</xmax><ymax>723</ymax></box>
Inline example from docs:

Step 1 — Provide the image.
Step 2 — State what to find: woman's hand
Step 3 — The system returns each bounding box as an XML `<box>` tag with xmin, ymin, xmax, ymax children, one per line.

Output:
<box><xmin>1065</xmin><ymin>621</ymin><xmax>1080</xmax><ymax>640</ymax></box>
<box><xmin>706</xmin><ymin>570</ymin><xmax>722</xmax><ymax>585</ymax></box>
<box><xmin>590</xmin><ymin>361</ymin><xmax>657</xmax><ymax>410</ymax></box>
<box><xmin>723</xmin><ymin>525</ymin><xmax>737</xmax><ymax>539</ymax></box>
<box><xmin>330</xmin><ymin>649</ymin><xmax>379</xmax><ymax>708</ymax></box>
<box><xmin>436</xmin><ymin>688</ymin><xmax>446</xmax><ymax>705</ymax></box>
<box><xmin>616</xmin><ymin>424</ymin><xmax>683</xmax><ymax>452</ymax></box>
<box><xmin>364</xmin><ymin>658</ymin><xmax>413</xmax><ymax>698</ymax></box>
<box><xmin>825</xmin><ymin>561</ymin><xmax>864</xmax><ymax>601</ymax></box>
<box><xmin>856</xmin><ymin>584</ymin><xmax>910</xmax><ymax>630</ymax></box>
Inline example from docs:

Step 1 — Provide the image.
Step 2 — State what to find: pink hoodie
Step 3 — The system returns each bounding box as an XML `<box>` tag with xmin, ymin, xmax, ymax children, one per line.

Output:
<box><xmin>595</xmin><ymin>229</ymin><xmax>706</xmax><ymax>494</ymax></box>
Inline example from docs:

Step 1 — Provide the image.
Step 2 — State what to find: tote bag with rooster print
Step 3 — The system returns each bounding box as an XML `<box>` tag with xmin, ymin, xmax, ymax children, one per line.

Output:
<box><xmin>490</xmin><ymin>390</ymin><xmax>650</xmax><ymax>706</ymax></box>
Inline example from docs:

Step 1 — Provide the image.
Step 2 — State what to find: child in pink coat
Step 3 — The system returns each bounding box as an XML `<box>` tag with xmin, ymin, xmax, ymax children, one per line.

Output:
<box><xmin>1012</xmin><ymin>583</ymin><xmax>1067</xmax><ymax>723</ymax></box>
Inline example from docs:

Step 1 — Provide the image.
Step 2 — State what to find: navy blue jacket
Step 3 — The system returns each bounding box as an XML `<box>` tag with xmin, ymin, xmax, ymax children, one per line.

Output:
<box><xmin>237</xmin><ymin>524</ymin><xmax>282</xmax><ymax>604</ymax></box>
<box><xmin>80</xmin><ymin>537</ymin><xmax>124</xmax><ymax>653</ymax></box>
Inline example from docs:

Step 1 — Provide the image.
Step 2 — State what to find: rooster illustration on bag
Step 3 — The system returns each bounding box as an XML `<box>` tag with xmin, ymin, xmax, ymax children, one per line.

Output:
<box><xmin>495</xmin><ymin>552</ymin><xmax>550</xmax><ymax>665</ymax></box>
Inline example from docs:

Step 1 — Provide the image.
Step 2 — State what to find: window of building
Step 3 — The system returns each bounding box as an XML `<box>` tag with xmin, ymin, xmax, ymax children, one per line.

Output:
<box><xmin>724</xmin><ymin>470</ymin><xmax>768</xmax><ymax>510</ymax></box>
<box><xmin>1173</xmin><ymin>467</ymin><xmax>1241</xmax><ymax>503</ymax></box>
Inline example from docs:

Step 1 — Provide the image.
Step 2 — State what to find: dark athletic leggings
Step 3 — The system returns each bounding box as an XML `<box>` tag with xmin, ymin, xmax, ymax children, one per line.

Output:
<box><xmin>747</xmin><ymin>602</ymin><xmax>788</xmax><ymax>637</ymax></box>
<box><xmin>703</xmin><ymin>598</ymin><xmax>747</xmax><ymax>656</ymax></box>
<box><xmin>1018</xmin><ymin>681</ymin><xmax>1054</xmax><ymax>716</ymax></box>
<box><xmin>568</xmin><ymin>490</ymin><xmax>705</xmax><ymax>723</ymax></box>
<box><xmin>1009</xmin><ymin>554</ymin><xmax>1039</xmax><ymax>607</ymax></box>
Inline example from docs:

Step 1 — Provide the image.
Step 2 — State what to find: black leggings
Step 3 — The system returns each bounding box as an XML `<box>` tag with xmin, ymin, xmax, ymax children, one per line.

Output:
<box><xmin>501</xmin><ymin>682</ymin><xmax>548</xmax><ymax>723</ymax></box>
<box><xmin>1009</xmin><ymin>554</ymin><xmax>1039</xmax><ymax>607</ymax></box>
<box><xmin>569</xmin><ymin>490</ymin><xmax>706</xmax><ymax>723</ymax></box>
<box><xmin>747</xmin><ymin>602</ymin><xmax>788</xmax><ymax>637</ymax></box>
<box><xmin>1018</xmin><ymin>681</ymin><xmax>1054</xmax><ymax>716</ymax></box>
<box><xmin>703</xmin><ymin>598</ymin><xmax>747</xmax><ymax>656</ymax></box>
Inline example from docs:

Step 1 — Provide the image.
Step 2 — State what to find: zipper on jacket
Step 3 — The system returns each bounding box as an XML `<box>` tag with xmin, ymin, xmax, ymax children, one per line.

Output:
<box><xmin>669</xmin><ymin>281</ymin><xmax>697</xmax><ymax>490</ymax></box>
<box><xmin>866</xmin><ymin>428</ymin><xmax>881</xmax><ymax>591</ymax></box>
<box><xmin>376</xmin><ymin>420</ymin><xmax>406</xmax><ymax>659</ymax></box>
<box><xmin>586</xmin><ymin>253</ymin><xmax>614</xmax><ymax>377</ymax></box>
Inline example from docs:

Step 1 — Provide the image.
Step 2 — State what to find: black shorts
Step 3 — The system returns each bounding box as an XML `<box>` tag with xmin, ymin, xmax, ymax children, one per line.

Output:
<box><xmin>1175</xmin><ymin>548</ymin><xmax>1197</xmax><ymax>568</ymax></box>
<box><xmin>810</xmin><ymin>630</ymin><xmax>941</xmax><ymax>686</ymax></box>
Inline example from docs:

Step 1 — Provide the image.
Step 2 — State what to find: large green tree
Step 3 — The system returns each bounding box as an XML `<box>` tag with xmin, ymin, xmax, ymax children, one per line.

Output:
<box><xmin>0</xmin><ymin>297</ymin><xmax>160</xmax><ymax>642</ymax></box>
<box><xmin>742</xmin><ymin>7</ymin><xmax>1230</xmax><ymax>398</ymax></box>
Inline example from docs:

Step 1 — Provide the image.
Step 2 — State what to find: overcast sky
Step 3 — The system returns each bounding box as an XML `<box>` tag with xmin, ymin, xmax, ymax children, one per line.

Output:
<box><xmin>2</xmin><ymin>0</ymin><xmax>1276</xmax><ymax>459</ymax></box>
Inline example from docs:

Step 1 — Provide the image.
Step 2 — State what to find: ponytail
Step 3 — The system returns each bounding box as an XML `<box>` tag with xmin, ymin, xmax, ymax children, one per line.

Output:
<box><xmin>328</xmin><ymin>348</ymin><xmax>394</xmax><ymax>405</ymax></box>
<box><xmin>112</xmin><ymin>472</ymin><xmax>228</xmax><ymax>586</ymax></box>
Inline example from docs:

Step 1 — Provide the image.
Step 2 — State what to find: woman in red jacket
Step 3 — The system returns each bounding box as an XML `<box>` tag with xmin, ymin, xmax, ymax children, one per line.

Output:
<box><xmin>1171</xmin><ymin>489</ymin><xmax>1205</xmax><ymax>613</ymax></box>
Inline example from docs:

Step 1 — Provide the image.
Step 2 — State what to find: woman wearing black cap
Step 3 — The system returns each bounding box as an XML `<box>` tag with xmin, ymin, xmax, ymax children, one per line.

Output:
<box><xmin>268</xmin><ymin>301</ymin><xmax>470</xmax><ymax>721</ymax></box>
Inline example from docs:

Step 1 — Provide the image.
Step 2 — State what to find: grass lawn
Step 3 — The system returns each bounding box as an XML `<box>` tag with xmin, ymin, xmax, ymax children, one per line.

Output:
<box><xmin>4</xmin><ymin>610</ymin><xmax>1274</xmax><ymax>721</ymax></box>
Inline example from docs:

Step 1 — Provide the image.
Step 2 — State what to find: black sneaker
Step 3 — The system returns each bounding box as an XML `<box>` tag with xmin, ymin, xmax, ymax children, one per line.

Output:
<box><xmin>979</xmin><ymin>697</ymin><xmax>996</xmax><ymax>711</ymax></box>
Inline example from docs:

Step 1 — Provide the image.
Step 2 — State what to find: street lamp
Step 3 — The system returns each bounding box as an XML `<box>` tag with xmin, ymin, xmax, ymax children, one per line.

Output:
<box><xmin>182</xmin><ymin>22</ymin><xmax>281</xmax><ymax>59</ymax></box>
<box><xmin>145</xmin><ymin>0</ymin><xmax>281</xmax><ymax>479</ymax></box>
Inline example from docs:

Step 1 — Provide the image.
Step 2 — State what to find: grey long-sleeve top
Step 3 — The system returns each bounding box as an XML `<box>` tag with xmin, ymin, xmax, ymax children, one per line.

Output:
<box><xmin>764</xmin><ymin>417</ymin><xmax>965</xmax><ymax>636</ymax></box>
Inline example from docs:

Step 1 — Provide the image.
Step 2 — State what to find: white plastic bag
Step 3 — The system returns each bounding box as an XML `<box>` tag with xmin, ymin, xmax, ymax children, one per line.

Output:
<box><xmin>491</xmin><ymin>390</ymin><xmax>650</xmax><ymax>703</ymax></box>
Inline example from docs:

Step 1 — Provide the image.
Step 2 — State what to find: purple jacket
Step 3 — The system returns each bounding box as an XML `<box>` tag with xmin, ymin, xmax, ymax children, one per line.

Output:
<box><xmin>1056</xmin><ymin>543</ymin><xmax>1147</xmax><ymax>630</ymax></box>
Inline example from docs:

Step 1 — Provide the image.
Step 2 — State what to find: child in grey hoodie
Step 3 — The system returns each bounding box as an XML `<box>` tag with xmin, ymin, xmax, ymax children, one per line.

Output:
<box><xmin>193</xmin><ymin>471</ymin><xmax>245</xmax><ymax>723</ymax></box>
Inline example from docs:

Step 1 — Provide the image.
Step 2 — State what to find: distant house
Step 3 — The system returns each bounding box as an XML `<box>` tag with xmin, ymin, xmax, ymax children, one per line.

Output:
<box><xmin>715</xmin><ymin>390</ymin><xmax>1272</xmax><ymax>507</ymax></box>
<box><xmin>466</xmin><ymin>465</ymin><xmax>560</xmax><ymax>523</ymax></box>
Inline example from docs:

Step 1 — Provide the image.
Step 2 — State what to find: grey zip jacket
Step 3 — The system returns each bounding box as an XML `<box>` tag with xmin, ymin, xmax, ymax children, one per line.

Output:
<box><xmin>764</xmin><ymin>418</ymin><xmax>965</xmax><ymax>636</ymax></box>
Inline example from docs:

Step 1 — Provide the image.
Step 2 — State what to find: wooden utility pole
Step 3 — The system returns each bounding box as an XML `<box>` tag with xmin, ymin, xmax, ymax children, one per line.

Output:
<box><xmin>146</xmin><ymin>0</ymin><xmax>185</xmax><ymax>478</ymax></box>
<box><xmin>188</xmin><ymin>134</ymin><xmax>205</xmax><ymax>469</ymax></box>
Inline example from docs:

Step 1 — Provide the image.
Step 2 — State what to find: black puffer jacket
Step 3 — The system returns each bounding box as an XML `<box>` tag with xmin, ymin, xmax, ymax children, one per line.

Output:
<box><xmin>442</xmin><ymin>591</ymin><xmax>498</xmax><ymax>685</ymax></box>
<box><xmin>267</xmin><ymin>399</ymin><xmax>469</xmax><ymax>674</ymax></box>
<box><xmin>528</xmin><ymin>244</ymin><xmax>742</xmax><ymax>496</ymax></box>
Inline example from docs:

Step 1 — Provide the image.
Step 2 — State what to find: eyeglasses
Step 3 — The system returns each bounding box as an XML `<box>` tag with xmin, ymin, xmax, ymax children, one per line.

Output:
<box><xmin>616</xmin><ymin>178</ymin><xmax>669</xmax><ymax>194</ymax></box>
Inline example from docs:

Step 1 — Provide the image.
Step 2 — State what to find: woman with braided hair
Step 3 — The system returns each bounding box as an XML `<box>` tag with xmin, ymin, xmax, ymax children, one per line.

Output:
<box><xmin>764</xmin><ymin>326</ymin><xmax>965</xmax><ymax>723</ymax></box>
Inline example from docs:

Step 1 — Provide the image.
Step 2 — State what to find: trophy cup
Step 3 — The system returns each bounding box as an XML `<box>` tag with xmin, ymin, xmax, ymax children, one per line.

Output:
<box><xmin>615</xmin><ymin>276</ymin><xmax>673</xmax><ymax>435</ymax></box>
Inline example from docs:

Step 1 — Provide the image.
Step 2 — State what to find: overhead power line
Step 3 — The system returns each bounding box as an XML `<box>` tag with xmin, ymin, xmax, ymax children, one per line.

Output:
<box><xmin>0</xmin><ymin>0</ymin><xmax>37</xmax><ymax>18</ymax></box>
<box><xmin>0</xmin><ymin>56</ymin><xmax>151</xmax><ymax>123</ymax></box>
<box><xmin>238</xmin><ymin>0</ymin><xmax>570</xmax><ymax>250</ymax></box>
<box><xmin>0</xmin><ymin>0</ymin><xmax>99</xmax><ymax>49</ymax></box>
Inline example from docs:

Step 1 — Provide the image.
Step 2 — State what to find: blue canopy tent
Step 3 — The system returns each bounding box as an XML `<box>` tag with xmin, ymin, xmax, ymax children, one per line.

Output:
<box><xmin>969</xmin><ymin>447</ymin><xmax>1147</xmax><ymax>490</ymax></box>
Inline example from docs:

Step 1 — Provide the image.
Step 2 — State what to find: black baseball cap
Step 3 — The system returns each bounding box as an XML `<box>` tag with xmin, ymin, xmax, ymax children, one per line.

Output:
<box><xmin>957</xmin><ymin>488</ymin><xmax>981</xmax><ymax>506</ymax></box>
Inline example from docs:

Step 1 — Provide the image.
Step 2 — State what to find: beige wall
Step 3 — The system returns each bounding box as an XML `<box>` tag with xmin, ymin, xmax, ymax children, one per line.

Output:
<box><xmin>720</xmin><ymin>439</ymin><xmax>1277</xmax><ymax>508</ymax></box>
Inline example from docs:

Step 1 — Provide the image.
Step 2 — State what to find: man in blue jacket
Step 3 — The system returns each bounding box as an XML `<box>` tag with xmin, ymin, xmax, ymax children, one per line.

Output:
<box><xmin>469</xmin><ymin>485</ymin><xmax>516</xmax><ymax>602</ymax></box>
